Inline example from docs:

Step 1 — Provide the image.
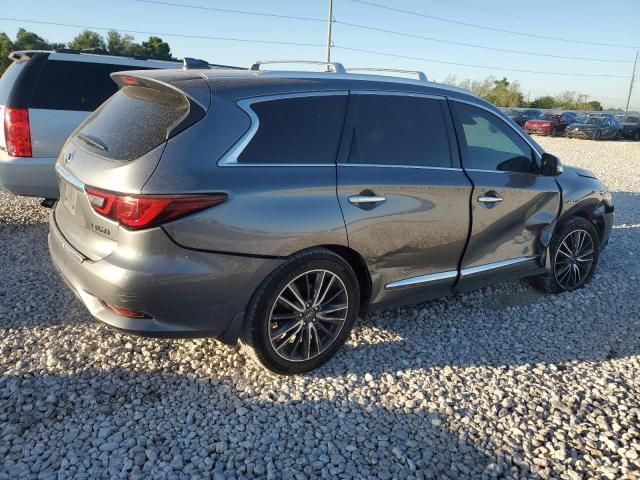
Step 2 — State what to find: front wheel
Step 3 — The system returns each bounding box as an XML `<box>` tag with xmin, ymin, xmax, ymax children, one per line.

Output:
<box><xmin>634</xmin><ymin>130</ymin><xmax>640</xmax><ymax>141</ymax></box>
<box><xmin>550</xmin><ymin>127</ymin><xmax>557</xmax><ymax>137</ymax></box>
<box><xmin>530</xmin><ymin>217</ymin><xmax>600</xmax><ymax>294</ymax></box>
<box><xmin>594</xmin><ymin>130</ymin><xmax>602</xmax><ymax>140</ymax></box>
<box><xmin>241</xmin><ymin>249</ymin><xmax>360</xmax><ymax>374</ymax></box>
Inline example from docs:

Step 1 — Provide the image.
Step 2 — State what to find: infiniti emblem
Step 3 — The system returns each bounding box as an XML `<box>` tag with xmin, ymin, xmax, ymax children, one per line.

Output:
<box><xmin>63</xmin><ymin>151</ymin><xmax>74</xmax><ymax>164</ymax></box>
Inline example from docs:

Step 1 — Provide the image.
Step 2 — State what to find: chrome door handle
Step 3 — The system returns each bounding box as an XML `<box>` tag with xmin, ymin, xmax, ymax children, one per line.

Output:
<box><xmin>477</xmin><ymin>195</ymin><xmax>503</xmax><ymax>204</ymax></box>
<box><xmin>348</xmin><ymin>195</ymin><xmax>387</xmax><ymax>205</ymax></box>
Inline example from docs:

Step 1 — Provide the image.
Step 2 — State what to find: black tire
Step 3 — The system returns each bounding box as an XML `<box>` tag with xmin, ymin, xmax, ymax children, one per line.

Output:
<box><xmin>240</xmin><ymin>248</ymin><xmax>360</xmax><ymax>374</ymax></box>
<box><xmin>530</xmin><ymin>217</ymin><xmax>600</xmax><ymax>294</ymax></box>
<box><xmin>634</xmin><ymin>130</ymin><xmax>640</xmax><ymax>141</ymax></box>
<box><xmin>550</xmin><ymin>127</ymin><xmax>557</xmax><ymax>137</ymax></box>
<box><xmin>594</xmin><ymin>130</ymin><xmax>602</xmax><ymax>140</ymax></box>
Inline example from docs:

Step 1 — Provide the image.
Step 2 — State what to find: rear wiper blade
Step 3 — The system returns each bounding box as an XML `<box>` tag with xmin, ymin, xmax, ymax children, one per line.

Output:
<box><xmin>77</xmin><ymin>133</ymin><xmax>109</xmax><ymax>152</ymax></box>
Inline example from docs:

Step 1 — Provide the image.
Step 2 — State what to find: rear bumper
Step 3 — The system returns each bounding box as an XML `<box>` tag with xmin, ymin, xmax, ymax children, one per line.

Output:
<box><xmin>0</xmin><ymin>152</ymin><xmax>58</xmax><ymax>198</ymax></box>
<box><xmin>48</xmin><ymin>208</ymin><xmax>283</xmax><ymax>342</ymax></box>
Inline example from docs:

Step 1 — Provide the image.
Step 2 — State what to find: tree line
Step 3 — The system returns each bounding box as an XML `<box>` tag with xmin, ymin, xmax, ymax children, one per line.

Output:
<box><xmin>0</xmin><ymin>28</ymin><xmax>174</xmax><ymax>75</ymax></box>
<box><xmin>443</xmin><ymin>75</ymin><xmax>604</xmax><ymax>111</ymax></box>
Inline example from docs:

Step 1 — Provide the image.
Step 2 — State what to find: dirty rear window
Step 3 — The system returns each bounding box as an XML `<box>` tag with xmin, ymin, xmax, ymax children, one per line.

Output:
<box><xmin>76</xmin><ymin>85</ymin><xmax>190</xmax><ymax>161</ymax></box>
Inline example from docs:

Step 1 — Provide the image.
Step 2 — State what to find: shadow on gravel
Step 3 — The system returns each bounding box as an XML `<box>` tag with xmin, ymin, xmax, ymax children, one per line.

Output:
<box><xmin>0</xmin><ymin>368</ymin><xmax>541</xmax><ymax>479</ymax></box>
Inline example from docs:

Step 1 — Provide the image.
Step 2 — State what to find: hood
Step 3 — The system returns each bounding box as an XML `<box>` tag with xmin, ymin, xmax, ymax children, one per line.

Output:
<box><xmin>568</xmin><ymin>123</ymin><xmax>597</xmax><ymax>129</ymax></box>
<box><xmin>562</xmin><ymin>165</ymin><xmax>597</xmax><ymax>179</ymax></box>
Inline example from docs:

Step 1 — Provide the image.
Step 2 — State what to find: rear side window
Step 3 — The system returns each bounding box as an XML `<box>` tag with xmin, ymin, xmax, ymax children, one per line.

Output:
<box><xmin>29</xmin><ymin>60</ymin><xmax>150</xmax><ymax>111</ymax></box>
<box><xmin>0</xmin><ymin>61</ymin><xmax>27</xmax><ymax>105</ymax></box>
<box><xmin>455</xmin><ymin>103</ymin><xmax>534</xmax><ymax>173</ymax></box>
<box><xmin>238</xmin><ymin>95</ymin><xmax>348</xmax><ymax>164</ymax></box>
<box><xmin>76</xmin><ymin>85</ymin><xmax>190</xmax><ymax>161</ymax></box>
<box><xmin>348</xmin><ymin>94</ymin><xmax>452</xmax><ymax>168</ymax></box>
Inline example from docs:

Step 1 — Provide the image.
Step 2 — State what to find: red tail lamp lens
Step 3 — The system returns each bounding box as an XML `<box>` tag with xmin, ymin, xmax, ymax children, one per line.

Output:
<box><xmin>85</xmin><ymin>188</ymin><xmax>226</xmax><ymax>230</ymax></box>
<box><xmin>4</xmin><ymin>107</ymin><xmax>32</xmax><ymax>157</ymax></box>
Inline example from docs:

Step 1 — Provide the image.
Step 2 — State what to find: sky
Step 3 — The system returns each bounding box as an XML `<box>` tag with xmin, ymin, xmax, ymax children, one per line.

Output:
<box><xmin>1</xmin><ymin>0</ymin><xmax>639</xmax><ymax>109</ymax></box>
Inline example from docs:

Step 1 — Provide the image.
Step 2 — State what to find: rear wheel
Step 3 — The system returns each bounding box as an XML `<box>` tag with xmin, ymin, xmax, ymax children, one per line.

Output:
<box><xmin>530</xmin><ymin>217</ymin><xmax>600</xmax><ymax>294</ymax></box>
<box><xmin>241</xmin><ymin>249</ymin><xmax>360</xmax><ymax>374</ymax></box>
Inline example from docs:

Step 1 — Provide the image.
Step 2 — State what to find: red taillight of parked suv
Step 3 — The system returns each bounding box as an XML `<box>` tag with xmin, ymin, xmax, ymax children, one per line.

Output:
<box><xmin>4</xmin><ymin>107</ymin><xmax>32</xmax><ymax>157</ymax></box>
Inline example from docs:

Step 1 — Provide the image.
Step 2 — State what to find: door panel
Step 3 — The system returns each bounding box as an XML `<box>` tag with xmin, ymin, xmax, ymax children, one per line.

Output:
<box><xmin>338</xmin><ymin>166</ymin><xmax>471</xmax><ymax>304</ymax></box>
<box><xmin>336</xmin><ymin>93</ymin><xmax>472</xmax><ymax>306</ymax></box>
<box><xmin>451</xmin><ymin>100</ymin><xmax>560</xmax><ymax>289</ymax></box>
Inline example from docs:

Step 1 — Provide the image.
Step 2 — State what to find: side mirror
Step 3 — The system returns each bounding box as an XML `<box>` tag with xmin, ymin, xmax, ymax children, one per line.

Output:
<box><xmin>540</xmin><ymin>153</ymin><xmax>563</xmax><ymax>176</ymax></box>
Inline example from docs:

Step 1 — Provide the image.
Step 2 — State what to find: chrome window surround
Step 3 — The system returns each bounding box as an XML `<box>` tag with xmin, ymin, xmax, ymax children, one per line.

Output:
<box><xmin>337</xmin><ymin>163</ymin><xmax>461</xmax><ymax>172</ymax></box>
<box><xmin>450</xmin><ymin>98</ymin><xmax>544</xmax><ymax>173</ymax></box>
<box><xmin>217</xmin><ymin>91</ymin><xmax>349</xmax><ymax>167</ymax></box>
<box><xmin>384</xmin><ymin>256</ymin><xmax>538</xmax><ymax>290</ymax></box>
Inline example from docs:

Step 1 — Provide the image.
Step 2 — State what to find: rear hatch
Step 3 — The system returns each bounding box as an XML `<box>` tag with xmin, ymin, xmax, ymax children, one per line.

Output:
<box><xmin>54</xmin><ymin>70</ymin><xmax>211</xmax><ymax>260</ymax></box>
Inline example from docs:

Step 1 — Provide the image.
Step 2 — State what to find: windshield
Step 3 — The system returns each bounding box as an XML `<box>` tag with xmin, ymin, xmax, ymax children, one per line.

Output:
<box><xmin>542</xmin><ymin>114</ymin><xmax>559</xmax><ymax>121</ymax></box>
<box><xmin>506</xmin><ymin>109</ymin><xmax>520</xmax><ymax>116</ymax></box>
<box><xmin>621</xmin><ymin>116</ymin><xmax>639</xmax><ymax>123</ymax></box>
<box><xmin>585</xmin><ymin>118</ymin><xmax>602</xmax><ymax>126</ymax></box>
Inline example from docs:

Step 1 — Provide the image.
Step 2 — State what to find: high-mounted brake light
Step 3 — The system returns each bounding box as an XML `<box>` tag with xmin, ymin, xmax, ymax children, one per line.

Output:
<box><xmin>120</xmin><ymin>76</ymin><xmax>141</xmax><ymax>86</ymax></box>
<box><xmin>4</xmin><ymin>107</ymin><xmax>32</xmax><ymax>157</ymax></box>
<box><xmin>85</xmin><ymin>187</ymin><xmax>227</xmax><ymax>230</ymax></box>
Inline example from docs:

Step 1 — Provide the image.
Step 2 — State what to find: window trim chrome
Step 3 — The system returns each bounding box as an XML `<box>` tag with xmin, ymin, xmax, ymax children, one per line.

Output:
<box><xmin>217</xmin><ymin>90</ymin><xmax>349</xmax><ymax>167</ymax></box>
<box><xmin>449</xmin><ymin>97</ymin><xmax>544</xmax><ymax>160</ymax></box>
<box><xmin>337</xmin><ymin>163</ymin><xmax>462</xmax><ymax>172</ymax></box>
<box><xmin>55</xmin><ymin>163</ymin><xmax>85</xmax><ymax>191</ymax></box>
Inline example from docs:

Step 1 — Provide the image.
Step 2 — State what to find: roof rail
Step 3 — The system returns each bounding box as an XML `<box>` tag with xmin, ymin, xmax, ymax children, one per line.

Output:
<box><xmin>183</xmin><ymin>57</ymin><xmax>211</xmax><ymax>70</ymax></box>
<box><xmin>346</xmin><ymin>68</ymin><xmax>428</xmax><ymax>81</ymax></box>
<box><xmin>250</xmin><ymin>60</ymin><xmax>346</xmax><ymax>74</ymax></box>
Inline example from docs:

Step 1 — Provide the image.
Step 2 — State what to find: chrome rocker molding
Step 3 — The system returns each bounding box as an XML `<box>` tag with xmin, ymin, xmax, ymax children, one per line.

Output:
<box><xmin>385</xmin><ymin>256</ymin><xmax>538</xmax><ymax>290</ymax></box>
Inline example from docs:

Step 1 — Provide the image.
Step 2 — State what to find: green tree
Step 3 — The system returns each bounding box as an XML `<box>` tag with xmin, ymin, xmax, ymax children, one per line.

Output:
<box><xmin>140</xmin><ymin>36</ymin><xmax>173</xmax><ymax>59</ymax></box>
<box><xmin>484</xmin><ymin>77</ymin><xmax>525</xmax><ymax>107</ymax></box>
<box><xmin>106</xmin><ymin>30</ymin><xmax>137</xmax><ymax>55</ymax></box>
<box><xmin>586</xmin><ymin>100</ymin><xmax>603</xmax><ymax>111</ymax></box>
<box><xmin>68</xmin><ymin>30</ymin><xmax>106</xmax><ymax>51</ymax></box>
<box><xmin>0</xmin><ymin>32</ymin><xmax>14</xmax><ymax>75</ymax></box>
<box><xmin>530</xmin><ymin>96</ymin><xmax>557</xmax><ymax>109</ymax></box>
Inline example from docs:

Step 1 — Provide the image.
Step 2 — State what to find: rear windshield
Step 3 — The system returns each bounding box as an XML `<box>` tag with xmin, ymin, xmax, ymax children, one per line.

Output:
<box><xmin>76</xmin><ymin>85</ymin><xmax>190</xmax><ymax>161</ymax></box>
<box><xmin>0</xmin><ymin>61</ymin><xmax>27</xmax><ymax>105</ymax></box>
<box><xmin>30</xmin><ymin>60</ymin><xmax>152</xmax><ymax>111</ymax></box>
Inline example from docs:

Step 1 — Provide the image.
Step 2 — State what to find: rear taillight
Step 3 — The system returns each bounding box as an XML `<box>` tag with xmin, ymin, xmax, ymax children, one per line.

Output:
<box><xmin>4</xmin><ymin>107</ymin><xmax>32</xmax><ymax>157</ymax></box>
<box><xmin>85</xmin><ymin>187</ymin><xmax>226</xmax><ymax>230</ymax></box>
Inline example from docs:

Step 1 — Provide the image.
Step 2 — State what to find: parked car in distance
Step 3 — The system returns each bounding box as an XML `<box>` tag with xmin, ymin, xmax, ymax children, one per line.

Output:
<box><xmin>566</xmin><ymin>116</ymin><xmax>622</xmax><ymax>140</ymax></box>
<box><xmin>619</xmin><ymin>115</ymin><xmax>640</xmax><ymax>140</ymax></box>
<box><xmin>0</xmin><ymin>49</ymin><xmax>238</xmax><ymax>199</ymax></box>
<box><xmin>49</xmin><ymin>63</ymin><xmax>614</xmax><ymax>373</ymax></box>
<box><xmin>506</xmin><ymin>108</ymin><xmax>543</xmax><ymax>127</ymax></box>
<box><xmin>523</xmin><ymin>111</ymin><xmax>578</xmax><ymax>136</ymax></box>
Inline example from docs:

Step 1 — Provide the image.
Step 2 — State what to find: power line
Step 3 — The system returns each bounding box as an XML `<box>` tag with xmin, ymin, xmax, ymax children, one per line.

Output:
<box><xmin>334</xmin><ymin>45</ymin><xmax>632</xmax><ymax>78</ymax></box>
<box><xmin>336</xmin><ymin>21</ymin><xmax>633</xmax><ymax>63</ymax></box>
<box><xmin>0</xmin><ymin>17</ymin><xmax>326</xmax><ymax>48</ymax></box>
<box><xmin>350</xmin><ymin>0</ymin><xmax>640</xmax><ymax>50</ymax></box>
<box><xmin>135</xmin><ymin>0</ymin><xmax>325</xmax><ymax>22</ymax></box>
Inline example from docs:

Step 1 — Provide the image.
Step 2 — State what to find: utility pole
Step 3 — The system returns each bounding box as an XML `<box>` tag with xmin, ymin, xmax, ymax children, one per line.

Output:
<box><xmin>625</xmin><ymin>50</ymin><xmax>638</xmax><ymax>115</ymax></box>
<box><xmin>326</xmin><ymin>0</ymin><xmax>334</xmax><ymax>66</ymax></box>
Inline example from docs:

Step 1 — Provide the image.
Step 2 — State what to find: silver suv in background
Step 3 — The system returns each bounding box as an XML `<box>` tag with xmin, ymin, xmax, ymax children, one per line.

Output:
<box><xmin>0</xmin><ymin>49</ymin><xmax>235</xmax><ymax>199</ymax></box>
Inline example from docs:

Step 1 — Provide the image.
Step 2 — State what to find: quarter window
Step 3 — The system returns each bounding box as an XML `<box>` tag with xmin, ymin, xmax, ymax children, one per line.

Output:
<box><xmin>348</xmin><ymin>94</ymin><xmax>452</xmax><ymax>168</ymax></box>
<box><xmin>456</xmin><ymin>103</ymin><xmax>534</xmax><ymax>174</ymax></box>
<box><xmin>238</xmin><ymin>95</ymin><xmax>348</xmax><ymax>164</ymax></box>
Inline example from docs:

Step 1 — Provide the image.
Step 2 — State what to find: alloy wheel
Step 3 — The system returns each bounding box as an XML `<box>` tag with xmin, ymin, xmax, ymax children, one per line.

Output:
<box><xmin>554</xmin><ymin>229</ymin><xmax>595</xmax><ymax>289</ymax></box>
<box><xmin>268</xmin><ymin>269</ymin><xmax>349</xmax><ymax>362</ymax></box>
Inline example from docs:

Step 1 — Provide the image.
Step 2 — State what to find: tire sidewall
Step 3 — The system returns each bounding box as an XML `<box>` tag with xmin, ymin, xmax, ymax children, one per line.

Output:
<box><xmin>549</xmin><ymin>218</ymin><xmax>600</xmax><ymax>292</ymax></box>
<box><xmin>244</xmin><ymin>252</ymin><xmax>360</xmax><ymax>374</ymax></box>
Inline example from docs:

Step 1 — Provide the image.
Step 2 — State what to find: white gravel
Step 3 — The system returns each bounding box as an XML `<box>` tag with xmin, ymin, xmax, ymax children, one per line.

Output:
<box><xmin>1</xmin><ymin>137</ymin><xmax>639</xmax><ymax>479</ymax></box>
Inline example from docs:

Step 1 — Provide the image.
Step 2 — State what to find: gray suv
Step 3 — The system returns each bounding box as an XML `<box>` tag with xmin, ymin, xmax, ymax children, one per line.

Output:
<box><xmin>49</xmin><ymin>62</ymin><xmax>614</xmax><ymax>373</ymax></box>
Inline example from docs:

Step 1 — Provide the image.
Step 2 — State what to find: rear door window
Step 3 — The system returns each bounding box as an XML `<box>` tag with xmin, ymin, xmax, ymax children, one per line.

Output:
<box><xmin>238</xmin><ymin>94</ymin><xmax>348</xmax><ymax>164</ymax></box>
<box><xmin>348</xmin><ymin>94</ymin><xmax>452</xmax><ymax>168</ymax></box>
<box><xmin>29</xmin><ymin>60</ymin><xmax>151</xmax><ymax>111</ymax></box>
<box><xmin>75</xmin><ymin>85</ymin><xmax>190</xmax><ymax>160</ymax></box>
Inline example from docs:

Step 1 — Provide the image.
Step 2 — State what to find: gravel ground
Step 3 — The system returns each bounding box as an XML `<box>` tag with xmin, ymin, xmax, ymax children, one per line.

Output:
<box><xmin>1</xmin><ymin>137</ymin><xmax>639</xmax><ymax>479</ymax></box>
